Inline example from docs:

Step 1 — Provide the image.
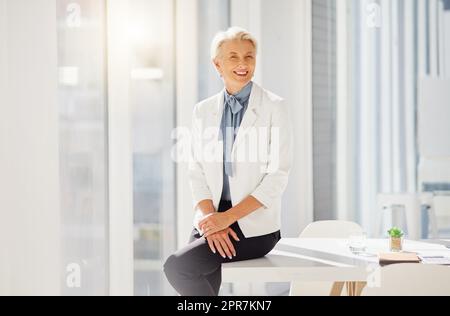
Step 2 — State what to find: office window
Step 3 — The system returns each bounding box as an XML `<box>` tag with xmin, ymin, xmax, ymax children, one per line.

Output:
<box><xmin>348</xmin><ymin>0</ymin><xmax>450</xmax><ymax>237</ymax></box>
<box><xmin>56</xmin><ymin>0</ymin><xmax>109</xmax><ymax>295</ymax></box>
<box><xmin>129</xmin><ymin>0</ymin><xmax>177</xmax><ymax>296</ymax></box>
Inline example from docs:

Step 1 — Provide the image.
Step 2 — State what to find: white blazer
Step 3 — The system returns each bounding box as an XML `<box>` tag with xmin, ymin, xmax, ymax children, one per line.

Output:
<box><xmin>188</xmin><ymin>83</ymin><xmax>293</xmax><ymax>238</ymax></box>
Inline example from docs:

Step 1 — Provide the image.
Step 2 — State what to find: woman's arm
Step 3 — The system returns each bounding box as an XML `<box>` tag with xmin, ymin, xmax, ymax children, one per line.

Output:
<box><xmin>249</xmin><ymin>100</ymin><xmax>293</xmax><ymax>210</ymax></box>
<box><xmin>199</xmin><ymin>196</ymin><xmax>262</xmax><ymax>238</ymax></box>
<box><xmin>193</xmin><ymin>199</ymin><xmax>216</xmax><ymax>235</ymax></box>
<box><xmin>196</xmin><ymin>199</ymin><xmax>215</xmax><ymax>216</ymax></box>
<box><xmin>224</xmin><ymin>195</ymin><xmax>263</xmax><ymax>222</ymax></box>
<box><xmin>189</xmin><ymin>107</ymin><xmax>214</xmax><ymax>208</ymax></box>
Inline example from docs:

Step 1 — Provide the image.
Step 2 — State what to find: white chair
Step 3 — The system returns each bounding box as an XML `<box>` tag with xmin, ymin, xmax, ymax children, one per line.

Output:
<box><xmin>376</xmin><ymin>193</ymin><xmax>438</xmax><ymax>240</ymax></box>
<box><xmin>289</xmin><ymin>220</ymin><xmax>364</xmax><ymax>296</ymax></box>
<box><xmin>362</xmin><ymin>263</ymin><xmax>450</xmax><ymax>296</ymax></box>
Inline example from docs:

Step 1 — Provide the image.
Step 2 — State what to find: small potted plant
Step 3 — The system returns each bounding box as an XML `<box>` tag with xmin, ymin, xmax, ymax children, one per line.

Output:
<box><xmin>388</xmin><ymin>227</ymin><xmax>404</xmax><ymax>252</ymax></box>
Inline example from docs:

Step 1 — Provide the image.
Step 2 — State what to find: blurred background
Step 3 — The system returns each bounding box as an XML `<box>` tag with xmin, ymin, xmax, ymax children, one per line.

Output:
<box><xmin>0</xmin><ymin>0</ymin><xmax>449</xmax><ymax>296</ymax></box>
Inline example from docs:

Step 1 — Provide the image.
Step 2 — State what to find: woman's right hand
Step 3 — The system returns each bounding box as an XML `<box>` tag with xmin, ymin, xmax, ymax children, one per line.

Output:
<box><xmin>206</xmin><ymin>227</ymin><xmax>240</xmax><ymax>259</ymax></box>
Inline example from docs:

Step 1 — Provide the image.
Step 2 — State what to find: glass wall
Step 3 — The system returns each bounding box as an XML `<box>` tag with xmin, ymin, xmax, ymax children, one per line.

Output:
<box><xmin>56</xmin><ymin>0</ymin><xmax>109</xmax><ymax>295</ymax></box>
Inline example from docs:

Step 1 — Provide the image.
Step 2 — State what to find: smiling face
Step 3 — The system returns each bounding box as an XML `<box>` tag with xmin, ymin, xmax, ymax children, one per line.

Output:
<box><xmin>213</xmin><ymin>39</ymin><xmax>256</xmax><ymax>95</ymax></box>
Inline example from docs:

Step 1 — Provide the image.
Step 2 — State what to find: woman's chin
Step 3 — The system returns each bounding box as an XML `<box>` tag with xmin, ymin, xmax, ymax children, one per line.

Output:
<box><xmin>232</xmin><ymin>76</ymin><xmax>251</xmax><ymax>83</ymax></box>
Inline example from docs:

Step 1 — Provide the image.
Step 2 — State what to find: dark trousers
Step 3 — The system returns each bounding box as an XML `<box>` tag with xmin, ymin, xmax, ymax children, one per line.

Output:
<box><xmin>163</xmin><ymin>200</ymin><xmax>281</xmax><ymax>296</ymax></box>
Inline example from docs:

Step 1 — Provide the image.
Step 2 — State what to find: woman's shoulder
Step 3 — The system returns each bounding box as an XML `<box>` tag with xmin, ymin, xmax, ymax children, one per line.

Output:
<box><xmin>193</xmin><ymin>91</ymin><xmax>223</xmax><ymax>116</ymax></box>
<box><xmin>260</xmin><ymin>87</ymin><xmax>284</xmax><ymax>103</ymax></box>
<box><xmin>249</xmin><ymin>82</ymin><xmax>284</xmax><ymax>105</ymax></box>
<box><xmin>257</xmin><ymin>85</ymin><xmax>285</xmax><ymax>112</ymax></box>
<box><xmin>255</xmin><ymin>86</ymin><xmax>290</xmax><ymax>121</ymax></box>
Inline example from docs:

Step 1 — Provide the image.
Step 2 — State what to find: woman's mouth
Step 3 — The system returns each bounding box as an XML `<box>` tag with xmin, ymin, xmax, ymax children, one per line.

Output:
<box><xmin>233</xmin><ymin>70</ymin><xmax>249</xmax><ymax>77</ymax></box>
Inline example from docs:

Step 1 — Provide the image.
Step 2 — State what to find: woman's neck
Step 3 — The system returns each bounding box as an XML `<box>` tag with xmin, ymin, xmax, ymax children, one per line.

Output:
<box><xmin>224</xmin><ymin>81</ymin><xmax>250</xmax><ymax>95</ymax></box>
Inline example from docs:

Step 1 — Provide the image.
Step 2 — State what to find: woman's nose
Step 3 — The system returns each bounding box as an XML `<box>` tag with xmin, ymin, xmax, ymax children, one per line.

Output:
<box><xmin>236</xmin><ymin>62</ymin><xmax>248</xmax><ymax>69</ymax></box>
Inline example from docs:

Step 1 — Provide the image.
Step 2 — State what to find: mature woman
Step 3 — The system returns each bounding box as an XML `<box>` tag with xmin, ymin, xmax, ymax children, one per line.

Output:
<box><xmin>164</xmin><ymin>27</ymin><xmax>293</xmax><ymax>296</ymax></box>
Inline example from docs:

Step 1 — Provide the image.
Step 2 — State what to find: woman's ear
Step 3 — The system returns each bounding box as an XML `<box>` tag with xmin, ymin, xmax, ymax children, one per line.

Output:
<box><xmin>213</xmin><ymin>59</ymin><xmax>222</xmax><ymax>77</ymax></box>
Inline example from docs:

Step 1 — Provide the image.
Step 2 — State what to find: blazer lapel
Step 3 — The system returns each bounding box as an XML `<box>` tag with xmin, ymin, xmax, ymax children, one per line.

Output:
<box><xmin>210</xmin><ymin>90</ymin><xmax>225</xmax><ymax>190</ymax></box>
<box><xmin>231</xmin><ymin>83</ymin><xmax>261</xmax><ymax>156</ymax></box>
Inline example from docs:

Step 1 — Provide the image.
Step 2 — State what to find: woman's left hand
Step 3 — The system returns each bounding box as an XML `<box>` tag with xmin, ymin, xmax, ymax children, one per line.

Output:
<box><xmin>199</xmin><ymin>212</ymin><xmax>235</xmax><ymax>238</ymax></box>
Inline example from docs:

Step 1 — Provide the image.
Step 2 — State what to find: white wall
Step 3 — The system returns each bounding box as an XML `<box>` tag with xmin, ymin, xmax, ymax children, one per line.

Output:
<box><xmin>0</xmin><ymin>0</ymin><xmax>60</xmax><ymax>295</ymax></box>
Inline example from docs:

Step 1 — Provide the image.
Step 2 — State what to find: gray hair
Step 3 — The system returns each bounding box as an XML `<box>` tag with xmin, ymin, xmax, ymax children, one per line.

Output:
<box><xmin>210</xmin><ymin>27</ymin><xmax>258</xmax><ymax>60</ymax></box>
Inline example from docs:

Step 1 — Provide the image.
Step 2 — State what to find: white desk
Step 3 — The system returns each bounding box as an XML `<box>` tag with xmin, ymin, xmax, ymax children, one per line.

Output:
<box><xmin>222</xmin><ymin>238</ymin><xmax>450</xmax><ymax>283</ymax></box>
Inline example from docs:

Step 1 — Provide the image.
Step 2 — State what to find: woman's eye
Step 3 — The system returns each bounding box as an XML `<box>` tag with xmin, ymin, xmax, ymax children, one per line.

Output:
<box><xmin>246</xmin><ymin>56</ymin><xmax>254</xmax><ymax>59</ymax></box>
<box><xmin>230</xmin><ymin>56</ymin><xmax>238</xmax><ymax>60</ymax></box>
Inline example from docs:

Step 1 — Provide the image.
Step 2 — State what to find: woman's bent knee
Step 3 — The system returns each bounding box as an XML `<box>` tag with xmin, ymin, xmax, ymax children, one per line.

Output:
<box><xmin>163</xmin><ymin>255</ymin><xmax>180</xmax><ymax>278</ymax></box>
